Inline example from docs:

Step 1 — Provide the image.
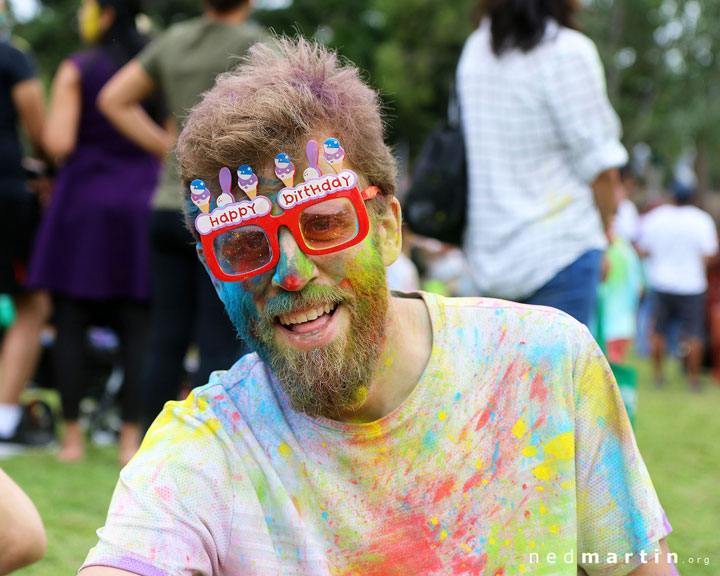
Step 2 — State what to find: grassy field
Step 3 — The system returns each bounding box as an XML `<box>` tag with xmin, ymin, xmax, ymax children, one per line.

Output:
<box><xmin>2</xmin><ymin>354</ymin><xmax>719</xmax><ymax>575</ymax></box>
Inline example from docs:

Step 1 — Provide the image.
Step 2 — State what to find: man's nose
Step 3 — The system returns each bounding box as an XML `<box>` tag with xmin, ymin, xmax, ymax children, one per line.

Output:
<box><xmin>271</xmin><ymin>227</ymin><xmax>318</xmax><ymax>291</ymax></box>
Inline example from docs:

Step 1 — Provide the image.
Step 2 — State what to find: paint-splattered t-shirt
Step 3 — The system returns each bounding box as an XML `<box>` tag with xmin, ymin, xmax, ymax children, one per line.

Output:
<box><xmin>83</xmin><ymin>293</ymin><xmax>670</xmax><ymax>576</ymax></box>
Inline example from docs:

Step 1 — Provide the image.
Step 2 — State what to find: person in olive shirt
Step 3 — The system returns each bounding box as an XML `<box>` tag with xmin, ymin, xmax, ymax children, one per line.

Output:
<box><xmin>98</xmin><ymin>0</ymin><xmax>265</xmax><ymax>425</ymax></box>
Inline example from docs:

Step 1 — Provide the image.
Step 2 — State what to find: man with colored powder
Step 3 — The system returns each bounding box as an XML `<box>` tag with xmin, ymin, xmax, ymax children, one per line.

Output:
<box><xmin>80</xmin><ymin>38</ymin><xmax>676</xmax><ymax>576</ymax></box>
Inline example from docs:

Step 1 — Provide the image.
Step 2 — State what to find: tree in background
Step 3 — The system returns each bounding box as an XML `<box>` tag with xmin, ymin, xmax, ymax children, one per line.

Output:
<box><xmin>13</xmin><ymin>0</ymin><xmax>720</xmax><ymax>190</ymax></box>
<box><xmin>584</xmin><ymin>0</ymin><xmax>720</xmax><ymax>194</ymax></box>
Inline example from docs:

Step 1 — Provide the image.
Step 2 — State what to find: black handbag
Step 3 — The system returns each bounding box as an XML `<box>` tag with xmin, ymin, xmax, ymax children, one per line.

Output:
<box><xmin>404</xmin><ymin>83</ymin><xmax>467</xmax><ymax>246</ymax></box>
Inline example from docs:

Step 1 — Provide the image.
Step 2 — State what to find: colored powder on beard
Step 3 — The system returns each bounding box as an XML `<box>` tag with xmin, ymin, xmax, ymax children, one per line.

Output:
<box><xmin>221</xmin><ymin>231</ymin><xmax>390</xmax><ymax>417</ymax></box>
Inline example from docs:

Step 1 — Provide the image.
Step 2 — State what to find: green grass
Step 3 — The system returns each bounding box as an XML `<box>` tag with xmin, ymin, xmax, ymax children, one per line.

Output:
<box><xmin>2</xmin><ymin>355</ymin><xmax>720</xmax><ymax>575</ymax></box>
<box><xmin>2</xmin><ymin>444</ymin><xmax>118</xmax><ymax>575</ymax></box>
<box><xmin>630</xmin><ymin>357</ymin><xmax>720</xmax><ymax>574</ymax></box>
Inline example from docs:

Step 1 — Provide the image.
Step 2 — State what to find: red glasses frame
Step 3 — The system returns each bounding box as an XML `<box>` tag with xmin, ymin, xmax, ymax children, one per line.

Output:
<box><xmin>200</xmin><ymin>185</ymin><xmax>379</xmax><ymax>282</ymax></box>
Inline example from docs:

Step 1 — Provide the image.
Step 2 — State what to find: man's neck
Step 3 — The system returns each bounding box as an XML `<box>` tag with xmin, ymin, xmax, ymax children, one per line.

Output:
<box><xmin>204</xmin><ymin>5</ymin><xmax>250</xmax><ymax>25</ymax></box>
<box><xmin>332</xmin><ymin>294</ymin><xmax>433</xmax><ymax>424</ymax></box>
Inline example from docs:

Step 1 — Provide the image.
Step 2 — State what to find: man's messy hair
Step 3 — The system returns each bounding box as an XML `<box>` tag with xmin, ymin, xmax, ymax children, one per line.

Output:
<box><xmin>176</xmin><ymin>36</ymin><xmax>396</xmax><ymax>236</ymax></box>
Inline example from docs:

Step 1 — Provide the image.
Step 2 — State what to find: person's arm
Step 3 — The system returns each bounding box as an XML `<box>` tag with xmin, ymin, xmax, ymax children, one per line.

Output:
<box><xmin>11</xmin><ymin>77</ymin><xmax>45</xmax><ymax>155</ymax></box>
<box><xmin>97</xmin><ymin>60</ymin><xmax>173</xmax><ymax>159</ymax></box>
<box><xmin>43</xmin><ymin>59</ymin><xmax>81</xmax><ymax>164</ymax></box>
<box><xmin>592</xmin><ymin>167</ymin><xmax>620</xmax><ymax>238</ymax></box>
<box><xmin>543</xmin><ymin>35</ymin><xmax>627</xmax><ymax>227</ymax></box>
<box><xmin>626</xmin><ymin>538</ymin><xmax>677</xmax><ymax>575</ymax></box>
<box><xmin>0</xmin><ymin>469</ymin><xmax>46</xmax><ymax>575</ymax></box>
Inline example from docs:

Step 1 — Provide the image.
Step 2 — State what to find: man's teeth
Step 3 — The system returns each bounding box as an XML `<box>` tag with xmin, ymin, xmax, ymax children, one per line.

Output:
<box><xmin>278</xmin><ymin>303</ymin><xmax>337</xmax><ymax>326</ymax></box>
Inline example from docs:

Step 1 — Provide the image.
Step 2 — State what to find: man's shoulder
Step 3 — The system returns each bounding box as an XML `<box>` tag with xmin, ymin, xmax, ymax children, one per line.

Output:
<box><xmin>427</xmin><ymin>293</ymin><xmax>587</xmax><ymax>349</ymax></box>
<box><xmin>196</xmin><ymin>352</ymin><xmax>274</xmax><ymax>409</ymax></box>
<box><xmin>434</xmin><ymin>293</ymin><xmax>581</xmax><ymax>323</ymax></box>
<box><xmin>149</xmin><ymin>354</ymin><xmax>272</xmax><ymax>430</ymax></box>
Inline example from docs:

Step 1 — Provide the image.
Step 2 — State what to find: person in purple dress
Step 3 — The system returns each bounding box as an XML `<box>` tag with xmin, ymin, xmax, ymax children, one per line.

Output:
<box><xmin>28</xmin><ymin>0</ymin><xmax>162</xmax><ymax>465</ymax></box>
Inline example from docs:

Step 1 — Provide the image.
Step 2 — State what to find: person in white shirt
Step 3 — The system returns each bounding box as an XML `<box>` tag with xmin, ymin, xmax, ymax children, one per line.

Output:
<box><xmin>615</xmin><ymin>165</ymin><xmax>641</xmax><ymax>244</ymax></box>
<box><xmin>637</xmin><ymin>183</ymin><xmax>719</xmax><ymax>390</ymax></box>
<box><xmin>457</xmin><ymin>0</ymin><xmax>626</xmax><ymax>325</ymax></box>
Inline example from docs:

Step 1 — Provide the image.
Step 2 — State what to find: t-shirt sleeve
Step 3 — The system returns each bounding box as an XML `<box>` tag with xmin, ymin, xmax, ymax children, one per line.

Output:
<box><xmin>136</xmin><ymin>30</ymin><xmax>170</xmax><ymax>83</ymax></box>
<box><xmin>543</xmin><ymin>33</ymin><xmax>628</xmax><ymax>183</ymax></box>
<box><xmin>573</xmin><ymin>327</ymin><xmax>671</xmax><ymax>576</ymax></box>
<box><xmin>6</xmin><ymin>44</ymin><xmax>36</xmax><ymax>86</ymax></box>
<box><xmin>700</xmin><ymin>213</ymin><xmax>719</xmax><ymax>257</ymax></box>
<box><xmin>81</xmin><ymin>392</ymin><xmax>236</xmax><ymax>576</ymax></box>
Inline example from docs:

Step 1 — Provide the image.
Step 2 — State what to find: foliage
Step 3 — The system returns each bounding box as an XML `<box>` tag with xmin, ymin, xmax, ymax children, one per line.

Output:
<box><xmin>13</xmin><ymin>0</ymin><xmax>81</xmax><ymax>85</ymax></box>
<box><xmin>252</xmin><ymin>0</ymin><xmax>475</xmax><ymax>155</ymax></box>
<box><xmin>583</xmin><ymin>0</ymin><xmax>720</xmax><ymax>188</ymax></box>
<box><xmin>11</xmin><ymin>0</ymin><xmax>720</xmax><ymax>186</ymax></box>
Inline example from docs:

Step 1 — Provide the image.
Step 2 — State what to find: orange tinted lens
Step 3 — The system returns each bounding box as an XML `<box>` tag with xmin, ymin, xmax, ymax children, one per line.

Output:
<box><xmin>299</xmin><ymin>197</ymin><xmax>359</xmax><ymax>249</ymax></box>
<box><xmin>213</xmin><ymin>225</ymin><xmax>272</xmax><ymax>276</ymax></box>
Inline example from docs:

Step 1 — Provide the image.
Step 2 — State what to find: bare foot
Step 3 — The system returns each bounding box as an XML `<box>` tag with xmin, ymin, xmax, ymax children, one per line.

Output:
<box><xmin>58</xmin><ymin>420</ymin><xmax>84</xmax><ymax>462</ymax></box>
<box><xmin>58</xmin><ymin>443</ymin><xmax>84</xmax><ymax>462</ymax></box>
<box><xmin>118</xmin><ymin>423</ymin><xmax>141</xmax><ymax>467</ymax></box>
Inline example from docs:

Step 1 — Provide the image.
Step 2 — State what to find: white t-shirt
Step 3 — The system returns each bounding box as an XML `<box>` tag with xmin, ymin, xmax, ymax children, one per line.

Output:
<box><xmin>638</xmin><ymin>204</ymin><xmax>718</xmax><ymax>294</ymax></box>
<box><xmin>614</xmin><ymin>199</ymin><xmax>640</xmax><ymax>243</ymax></box>
<box><xmin>457</xmin><ymin>20</ymin><xmax>627</xmax><ymax>300</ymax></box>
<box><xmin>83</xmin><ymin>293</ymin><xmax>669</xmax><ymax>576</ymax></box>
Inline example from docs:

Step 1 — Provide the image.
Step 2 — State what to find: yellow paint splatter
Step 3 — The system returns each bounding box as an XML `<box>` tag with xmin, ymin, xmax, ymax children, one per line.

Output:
<box><xmin>489</xmin><ymin>537</ymin><xmax>496</xmax><ymax>545</ymax></box>
<box><xmin>530</xmin><ymin>540</ymin><xmax>536</xmax><ymax>548</ymax></box>
<box><xmin>539</xmin><ymin>504</ymin><xmax>547</xmax><ymax>514</ymax></box>
<box><xmin>438</xmin><ymin>410</ymin><xmax>447</xmax><ymax>421</ymax></box>
<box><xmin>474</xmin><ymin>458</ymin><xmax>483</xmax><ymax>470</ymax></box>
<box><xmin>430</xmin><ymin>517</ymin><xmax>438</xmax><ymax>525</ymax></box>
<box><xmin>511</xmin><ymin>418</ymin><xmax>527</xmax><ymax>439</ymax></box>
<box><xmin>519</xmin><ymin>565</ymin><xmax>526</xmax><ymax>573</ymax></box>
<box><xmin>532</xmin><ymin>462</ymin><xmax>554</xmax><ymax>481</ymax></box>
<box><xmin>278</xmin><ymin>442</ymin><xmax>292</xmax><ymax>457</ymax></box>
<box><xmin>535</xmin><ymin>486</ymin><xmax>544</xmax><ymax>491</ymax></box>
<box><xmin>549</xmin><ymin>525</ymin><xmax>560</xmax><ymax>534</ymax></box>
<box><xmin>521</xmin><ymin>445</ymin><xmax>538</xmax><ymax>457</ymax></box>
<box><xmin>440</xmin><ymin>530</ymin><xmax>448</xmax><ymax>541</ymax></box>
<box><xmin>543</xmin><ymin>432</ymin><xmax>574</xmax><ymax>460</ymax></box>
<box><xmin>351</xmin><ymin>385</ymin><xmax>368</xmax><ymax>407</ymax></box>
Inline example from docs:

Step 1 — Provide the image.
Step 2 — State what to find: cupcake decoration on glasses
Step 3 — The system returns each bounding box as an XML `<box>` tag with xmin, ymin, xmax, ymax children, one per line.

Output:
<box><xmin>323</xmin><ymin>137</ymin><xmax>345</xmax><ymax>173</ymax></box>
<box><xmin>274</xmin><ymin>153</ymin><xmax>296</xmax><ymax>188</ymax></box>
<box><xmin>237</xmin><ymin>164</ymin><xmax>259</xmax><ymax>199</ymax></box>
<box><xmin>190</xmin><ymin>179</ymin><xmax>211</xmax><ymax>213</ymax></box>
<box><xmin>191</xmin><ymin>137</ymin><xmax>382</xmax><ymax>283</ymax></box>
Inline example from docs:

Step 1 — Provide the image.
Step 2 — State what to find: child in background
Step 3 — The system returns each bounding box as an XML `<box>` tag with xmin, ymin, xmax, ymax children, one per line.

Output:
<box><xmin>599</xmin><ymin>220</ymin><xmax>644</xmax><ymax>364</ymax></box>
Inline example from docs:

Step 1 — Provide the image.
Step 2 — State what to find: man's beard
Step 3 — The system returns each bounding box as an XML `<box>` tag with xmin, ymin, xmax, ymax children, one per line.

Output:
<box><xmin>225</xmin><ymin>250</ymin><xmax>389</xmax><ymax>418</ymax></box>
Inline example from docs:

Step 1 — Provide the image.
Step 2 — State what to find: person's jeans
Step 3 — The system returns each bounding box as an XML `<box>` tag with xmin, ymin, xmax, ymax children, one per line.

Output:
<box><xmin>522</xmin><ymin>249</ymin><xmax>603</xmax><ymax>326</ymax></box>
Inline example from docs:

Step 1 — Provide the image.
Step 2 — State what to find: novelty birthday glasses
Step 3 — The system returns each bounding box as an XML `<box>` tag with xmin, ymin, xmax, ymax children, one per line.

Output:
<box><xmin>191</xmin><ymin>139</ymin><xmax>380</xmax><ymax>282</ymax></box>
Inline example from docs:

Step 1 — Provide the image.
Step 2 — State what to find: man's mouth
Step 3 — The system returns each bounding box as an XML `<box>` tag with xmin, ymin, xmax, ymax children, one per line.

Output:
<box><xmin>276</xmin><ymin>302</ymin><xmax>339</xmax><ymax>334</ymax></box>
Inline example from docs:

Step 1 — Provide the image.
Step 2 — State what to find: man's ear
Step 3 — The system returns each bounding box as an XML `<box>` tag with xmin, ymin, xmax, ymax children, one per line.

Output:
<box><xmin>376</xmin><ymin>197</ymin><xmax>402</xmax><ymax>267</ymax></box>
<box><xmin>196</xmin><ymin>243</ymin><xmax>226</xmax><ymax>303</ymax></box>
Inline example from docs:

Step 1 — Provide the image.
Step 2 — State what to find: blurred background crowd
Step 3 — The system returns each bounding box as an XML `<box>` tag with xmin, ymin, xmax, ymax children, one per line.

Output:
<box><xmin>0</xmin><ymin>0</ymin><xmax>719</xmax><ymax>573</ymax></box>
